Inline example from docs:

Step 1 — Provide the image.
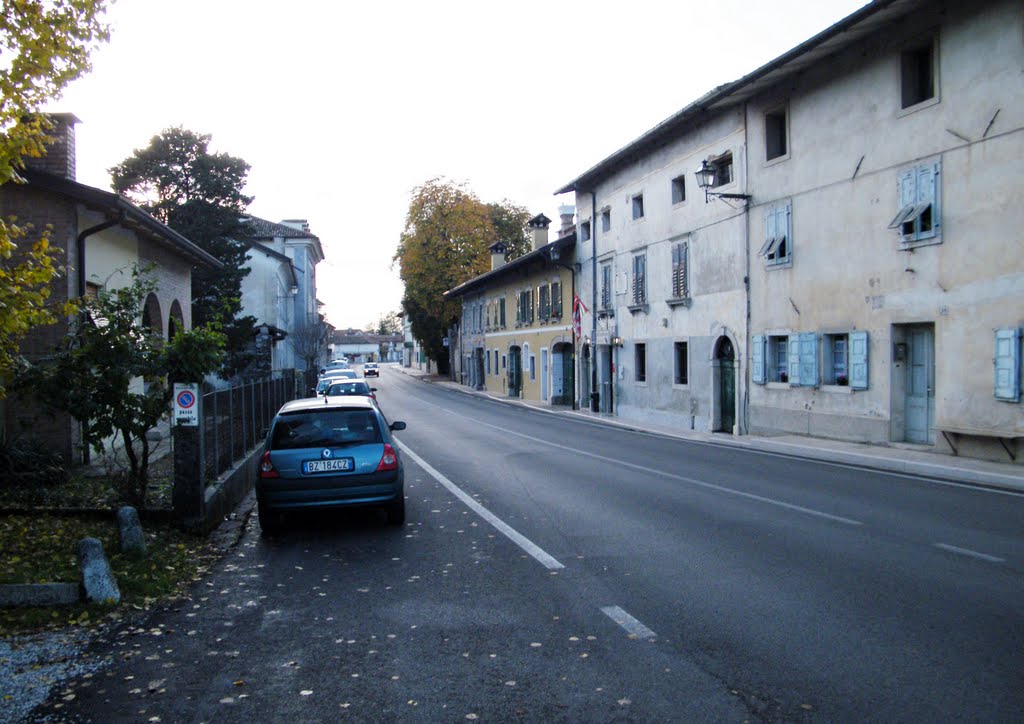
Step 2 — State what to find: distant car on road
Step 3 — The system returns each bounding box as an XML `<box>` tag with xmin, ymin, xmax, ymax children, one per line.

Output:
<box><xmin>363</xmin><ymin>362</ymin><xmax>379</xmax><ymax>377</ymax></box>
<box><xmin>256</xmin><ymin>396</ymin><xmax>407</xmax><ymax>535</ymax></box>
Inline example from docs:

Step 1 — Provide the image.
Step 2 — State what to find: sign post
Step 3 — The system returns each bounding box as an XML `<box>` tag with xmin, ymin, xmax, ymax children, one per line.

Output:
<box><xmin>172</xmin><ymin>383</ymin><xmax>206</xmax><ymax>523</ymax></box>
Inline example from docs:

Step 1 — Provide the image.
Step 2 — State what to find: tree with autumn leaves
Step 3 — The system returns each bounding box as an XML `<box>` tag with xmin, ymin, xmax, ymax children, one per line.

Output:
<box><xmin>393</xmin><ymin>178</ymin><xmax>530</xmax><ymax>374</ymax></box>
<box><xmin>0</xmin><ymin>0</ymin><xmax>110</xmax><ymax>398</ymax></box>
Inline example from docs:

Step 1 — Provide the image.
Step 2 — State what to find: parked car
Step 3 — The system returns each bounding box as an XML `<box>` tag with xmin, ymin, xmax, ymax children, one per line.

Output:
<box><xmin>325</xmin><ymin>379</ymin><xmax>377</xmax><ymax>401</ymax></box>
<box><xmin>256</xmin><ymin>396</ymin><xmax>407</xmax><ymax>535</ymax></box>
<box><xmin>313</xmin><ymin>369</ymin><xmax>359</xmax><ymax>395</ymax></box>
<box><xmin>363</xmin><ymin>362</ymin><xmax>380</xmax><ymax>377</ymax></box>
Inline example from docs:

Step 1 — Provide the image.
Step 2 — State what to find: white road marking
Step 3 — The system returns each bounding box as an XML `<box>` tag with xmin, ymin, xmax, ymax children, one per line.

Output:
<box><xmin>600</xmin><ymin>606</ymin><xmax>657</xmax><ymax>640</ymax></box>
<box><xmin>395</xmin><ymin>440</ymin><xmax>565</xmax><ymax>570</ymax></box>
<box><xmin>933</xmin><ymin>543</ymin><xmax>1005</xmax><ymax>563</ymax></box>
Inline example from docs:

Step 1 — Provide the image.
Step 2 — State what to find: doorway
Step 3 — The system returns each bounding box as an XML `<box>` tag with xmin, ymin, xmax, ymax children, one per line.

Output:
<box><xmin>715</xmin><ymin>336</ymin><xmax>736</xmax><ymax>433</ymax></box>
<box><xmin>508</xmin><ymin>346</ymin><xmax>522</xmax><ymax>398</ymax></box>
<box><xmin>905</xmin><ymin>325</ymin><xmax>935</xmax><ymax>444</ymax></box>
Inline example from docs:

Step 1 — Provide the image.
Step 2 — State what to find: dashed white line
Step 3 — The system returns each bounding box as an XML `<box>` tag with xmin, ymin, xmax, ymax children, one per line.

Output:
<box><xmin>395</xmin><ymin>440</ymin><xmax>565</xmax><ymax>570</ymax></box>
<box><xmin>933</xmin><ymin>543</ymin><xmax>1005</xmax><ymax>563</ymax></box>
<box><xmin>601</xmin><ymin>606</ymin><xmax>657</xmax><ymax>640</ymax></box>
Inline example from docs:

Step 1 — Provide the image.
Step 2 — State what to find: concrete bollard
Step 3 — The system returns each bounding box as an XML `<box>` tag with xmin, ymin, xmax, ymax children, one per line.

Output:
<box><xmin>78</xmin><ymin>537</ymin><xmax>120</xmax><ymax>605</ymax></box>
<box><xmin>117</xmin><ymin>505</ymin><xmax>146</xmax><ymax>555</ymax></box>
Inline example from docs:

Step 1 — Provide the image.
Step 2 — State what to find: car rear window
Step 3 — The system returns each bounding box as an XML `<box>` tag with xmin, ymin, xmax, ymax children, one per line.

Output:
<box><xmin>326</xmin><ymin>382</ymin><xmax>370</xmax><ymax>396</ymax></box>
<box><xmin>271</xmin><ymin>409</ymin><xmax>382</xmax><ymax>449</ymax></box>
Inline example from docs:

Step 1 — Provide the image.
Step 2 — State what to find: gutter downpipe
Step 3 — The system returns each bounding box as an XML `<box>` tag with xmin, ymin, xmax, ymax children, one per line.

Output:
<box><xmin>74</xmin><ymin>209</ymin><xmax>126</xmax><ymax>464</ymax></box>
<box><xmin>742</xmin><ymin>103</ymin><xmax>751</xmax><ymax>436</ymax></box>
<box><xmin>590</xmin><ymin>190</ymin><xmax>599</xmax><ymax>413</ymax></box>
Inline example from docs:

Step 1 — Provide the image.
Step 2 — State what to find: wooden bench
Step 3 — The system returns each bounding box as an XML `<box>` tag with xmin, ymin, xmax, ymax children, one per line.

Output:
<box><xmin>937</xmin><ymin>425</ymin><xmax>1024</xmax><ymax>462</ymax></box>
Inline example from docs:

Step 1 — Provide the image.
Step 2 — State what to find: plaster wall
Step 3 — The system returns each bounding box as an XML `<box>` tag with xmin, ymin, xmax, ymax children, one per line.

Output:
<box><xmin>746</xmin><ymin>0</ymin><xmax>1024</xmax><ymax>449</ymax></box>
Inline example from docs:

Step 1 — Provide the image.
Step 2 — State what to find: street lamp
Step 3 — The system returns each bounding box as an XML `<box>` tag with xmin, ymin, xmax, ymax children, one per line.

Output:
<box><xmin>695</xmin><ymin>159</ymin><xmax>752</xmax><ymax>203</ymax></box>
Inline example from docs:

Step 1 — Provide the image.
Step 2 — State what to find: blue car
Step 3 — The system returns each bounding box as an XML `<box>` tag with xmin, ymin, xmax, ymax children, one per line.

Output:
<box><xmin>256</xmin><ymin>396</ymin><xmax>406</xmax><ymax>535</ymax></box>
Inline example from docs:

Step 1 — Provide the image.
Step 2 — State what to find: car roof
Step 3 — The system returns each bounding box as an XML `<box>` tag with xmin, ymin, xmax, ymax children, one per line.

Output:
<box><xmin>277</xmin><ymin>396</ymin><xmax>377</xmax><ymax>415</ymax></box>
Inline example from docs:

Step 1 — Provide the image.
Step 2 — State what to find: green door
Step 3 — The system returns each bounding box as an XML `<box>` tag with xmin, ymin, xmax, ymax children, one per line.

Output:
<box><xmin>717</xmin><ymin>337</ymin><xmax>735</xmax><ymax>433</ymax></box>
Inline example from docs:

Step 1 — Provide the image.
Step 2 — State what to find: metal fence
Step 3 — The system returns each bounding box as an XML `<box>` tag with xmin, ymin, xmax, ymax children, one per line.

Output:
<box><xmin>201</xmin><ymin>369</ymin><xmax>316</xmax><ymax>479</ymax></box>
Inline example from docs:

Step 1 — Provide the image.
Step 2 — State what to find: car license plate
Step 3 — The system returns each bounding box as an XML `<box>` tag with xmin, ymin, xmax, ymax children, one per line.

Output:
<box><xmin>303</xmin><ymin>458</ymin><xmax>353</xmax><ymax>474</ymax></box>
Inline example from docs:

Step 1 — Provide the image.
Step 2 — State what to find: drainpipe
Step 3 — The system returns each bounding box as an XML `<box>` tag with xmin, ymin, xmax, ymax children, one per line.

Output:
<box><xmin>742</xmin><ymin>104</ymin><xmax>752</xmax><ymax>436</ymax></box>
<box><xmin>590</xmin><ymin>190</ymin><xmax>599</xmax><ymax>412</ymax></box>
<box><xmin>74</xmin><ymin>209</ymin><xmax>125</xmax><ymax>465</ymax></box>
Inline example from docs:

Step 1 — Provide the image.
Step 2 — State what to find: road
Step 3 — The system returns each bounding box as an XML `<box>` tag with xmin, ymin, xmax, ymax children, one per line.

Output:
<box><xmin>33</xmin><ymin>365</ymin><xmax>1024</xmax><ymax>721</ymax></box>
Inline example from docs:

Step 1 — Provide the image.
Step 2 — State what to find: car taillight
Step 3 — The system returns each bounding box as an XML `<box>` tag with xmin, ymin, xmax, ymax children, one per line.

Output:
<box><xmin>259</xmin><ymin>450</ymin><xmax>279</xmax><ymax>479</ymax></box>
<box><xmin>376</xmin><ymin>443</ymin><xmax>398</xmax><ymax>472</ymax></box>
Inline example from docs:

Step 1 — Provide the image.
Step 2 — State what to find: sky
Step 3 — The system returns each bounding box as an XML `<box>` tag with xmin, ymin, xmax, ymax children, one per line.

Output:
<box><xmin>50</xmin><ymin>0</ymin><xmax>869</xmax><ymax>332</ymax></box>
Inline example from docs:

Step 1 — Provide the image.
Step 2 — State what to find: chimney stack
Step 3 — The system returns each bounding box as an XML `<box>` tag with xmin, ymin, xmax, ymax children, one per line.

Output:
<box><xmin>527</xmin><ymin>213</ymin><xmax>551</xmax><ymax>252</ymax></box>
<box><xmin>281</xmin><ymin>219</ymin><xmax>311</xmax><ymax>233</ymax></box>
<box><xmin>23</xmin><ymin>113</ymin><xmax>80</xmax><ymax>180</ymax></box>
<box><xmin>489</xmin><ymin>240</ymin><xmax>508</xmax><ymax>271</ymax></box>
<box><xmin>558</xmin><ymin>205</ymin><xmax>576</xmax><ymax>237</ymax></box>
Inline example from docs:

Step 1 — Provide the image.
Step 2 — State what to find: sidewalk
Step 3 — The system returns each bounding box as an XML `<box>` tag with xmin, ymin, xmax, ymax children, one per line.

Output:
<box><xmin>391</xmin><ymin>364</ymin><xmax>1024</xmax><ymax>495</ymax></box>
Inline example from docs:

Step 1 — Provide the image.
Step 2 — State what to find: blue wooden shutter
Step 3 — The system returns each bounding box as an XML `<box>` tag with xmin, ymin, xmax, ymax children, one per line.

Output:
<box><xmin>849</xmin><ymin>331</ymin><xmax>869</xmax><ymax>389</ymax></box>
<box><xmin>778</xmin><ymin>203</ymin><xmax>791</xmax><ymax>260</ymax></box>
<box><xmin>752</xmin><ymin>335</ymin><xmax>766</xmax><ymax>384</ymax></box>
<box><xmin>917</xmin><ymin>163</ymin><xmax>938</xmax><ymax>239</ymax></box>
<box><xmin>788</xmin><ymin>336</ymin><xmax>801</xmax><ymax>384</ymax></box>
<box><xmin>994</xmin><ymin>328</ymin><xmax>1021</xmax><ymax>401</ymax></box>
<box><xmin>799</xmin><ymin>332</ymin><xmax>818</xmax><ymax>386</ymax></box>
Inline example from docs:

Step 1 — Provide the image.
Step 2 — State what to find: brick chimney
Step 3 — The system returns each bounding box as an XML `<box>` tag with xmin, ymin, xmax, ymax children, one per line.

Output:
<box><xmin>489</xmin><ymin>240</ymin><xmax>508</xmax><ymax>270</ymax></box>
<box><xmin>23</xmin><ymin>113</ymin><xmax>80</xmax><ymax>180</ymax></box>
<box><xmin>528</xmin><ymin>213</ymin><xmax>551</xmax><ymax>252</ymax></box>
<box><xmin>558</xmin><ymin>205</ymin><xmax>575</xmax><ymax>237</ymax></box>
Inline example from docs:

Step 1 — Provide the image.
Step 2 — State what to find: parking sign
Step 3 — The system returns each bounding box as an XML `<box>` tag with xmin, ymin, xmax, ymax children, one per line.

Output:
<box><xmin>173</xmin><ymin>383</ymin><xmax>200</xmax><ymax>427</ymax></box>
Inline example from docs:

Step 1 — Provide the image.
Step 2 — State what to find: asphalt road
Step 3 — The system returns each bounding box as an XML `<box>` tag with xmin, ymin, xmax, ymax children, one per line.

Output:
<box><xmin>32</xmin><ymin>365</ymin><xmax>1024</xmax><ymax>722</ymax></box>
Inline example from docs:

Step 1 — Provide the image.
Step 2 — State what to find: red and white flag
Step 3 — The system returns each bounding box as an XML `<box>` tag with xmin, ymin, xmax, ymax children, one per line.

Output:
<box><xmin>572</xmin><ymin>293</ymin><xmax>588</xmax><ymax>338</ymax></box>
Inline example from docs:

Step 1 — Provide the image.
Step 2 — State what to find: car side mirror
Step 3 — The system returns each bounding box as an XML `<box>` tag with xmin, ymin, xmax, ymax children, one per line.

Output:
<box><xmin>389</xmin><ymin>421</ymin><xmax>406</xmax><ymax>431</ymax></box>
<box><xmin>371</xmin><ymin>387</ymin><xmax>378</xmax><ymax>392</ymax></box>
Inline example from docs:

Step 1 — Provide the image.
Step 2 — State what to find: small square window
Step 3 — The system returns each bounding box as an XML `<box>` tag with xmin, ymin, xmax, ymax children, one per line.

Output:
<box><xmin>601</xmin><ymin>209</ymin><xmax>611</xmax><ymax>233</ymax></box>
<box><xmin>901</xmin><ymin>38</ymin><xmax>935</xmax><ymax>109</ymax></box>
<box><xmin>671</xmin><ymin>175</ymin><xmax>686</xmax><ymax>204</ymax></box>
<box><xmin>765</xmin><ymin>106</ymin><xmax>787</xmax><ymax>161</ymax></box>
<box><xmin>674</xmin><ymin>341</ymin><xmax>688</xmax><ymax>385</ymax></box>
<box><xmin>635</xmin><ymin>343</ymin><xmax>646</xmax><ymax>382</ymax></box>
<box><xmin>632</xmin><ymin>194</ymin><xmax>645</xmax><ymax>220</ymax></box>
<box><xmin>580</xmin><ymin>220</ymin><xmax>592</xmax><ymax>241</ymax></box>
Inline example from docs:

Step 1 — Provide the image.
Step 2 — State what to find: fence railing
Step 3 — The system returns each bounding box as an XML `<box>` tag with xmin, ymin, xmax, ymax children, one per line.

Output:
<box><xmin>201</xmin><ymin>369</ymin><xmax>316</xmax><ymax>479</ymax></box>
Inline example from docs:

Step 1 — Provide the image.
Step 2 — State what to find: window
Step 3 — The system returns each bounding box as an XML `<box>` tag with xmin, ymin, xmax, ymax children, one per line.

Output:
<box><xmin>499</xmin><ymin>297</ymin><xmax>506</xmax><ymax>327</ymax></box>
<box><xmin>765</xmin><ymin>106</ymin><xmax>788</xmax><ymax>161</ymax></box>
<box><xmin>759</xmin><ymin>202</ymin><xmax>792</xmax><ymax>266</ymax></box>
<box><xmin>600</xmin><ymin>263</ymin><xmax>613</xmax><ymax>311</ymax></box>
<box><xmin>674</xmin><ymin>341</ymin><xmax>688</xmax><ymax>385</ymax></box>
<box><xmin>632</xmin><ymin>194</ymin><xmax>645</xmax><ymax>220</ymax></box>
<box><xmin>889</xmin><ymin>161</ymin><xmax>940</xmax><ymax>244</ymax></box>
<box><xmin>823</xmin><ymin>334</ymin><xmax>849</xmax><ymax>385</ymax></box>
<box><xmin>901</xmin><ymin>37</ymin><xmax>935</xmax><ymax>109</ymax></box>
<box><xmin>517</xmin><ymin>289</ymin><xmax>534</xmax><ymax>324</ymax></box>
<box><xmin>486</xmin><ymin>350</ymin><xmax>491</xmax><ymax>375</ymax></box>
<box><xmin>494</xmin><ymin>350</ymin><xmax>499</xmax><ymax>372</ymax></box>
<box><xmin>710</xmin><ymin>152</ymin><xmax>733</xmax><ymax>187</ymax></box>
<box><xmin>994</xmin><ymin>328</ymin><xmax>1021</xmax><ymax>402</ymax></box>
<box><xmin>529</xmin><ymin>355</ymin><xmax>536</xmax><ymax>381</ymax></box>
<box><xmin>580</xmin><ymin>220</ymin><xmax>592</xmax><ymax>241</ymax></box>
<box><xmin>635</xmin><ymin>343</ymin><xmax>646</xmax><ymax>382</ymax></box>
<box><xmin>551</xmin><ymin>279</ymin><xmax>562</xmax><ymax>317</ymax></box>
<box><xmin>631</xmin><ymin>254</ymin><xmax>647</xmax><ymax>305</ymax></box>
<box><xmin>753</xmin><ymin>335</ymin><xmax>791</xmax><ymax>384</ymax></box>
<box><xmin>601</xmin><ymin>209</ymin><xmax>611</xmax><ymax>233</ymax></box>
<box><xmin>85</xmin><ymin>281</ymin><xmax>102</xmax><ymax>299</ymax></box>
<box><xmin>502</xmin><ymin>354</ymin><xmax>506</xmax><ymax>370</ymax></box>
<box><xmin>539</xmin><ymin>284</ymin><xmax>551</xmax><ymax>320</ymax></box>
<box><xmin>671</xmin><ymin>241</ymin><xmax>689</xmax><ymax>299</ymax></box>
<box><xmin>671</xmin><ymin>175</ymin><xmax>686</xmax><ymax>204</ymax></box>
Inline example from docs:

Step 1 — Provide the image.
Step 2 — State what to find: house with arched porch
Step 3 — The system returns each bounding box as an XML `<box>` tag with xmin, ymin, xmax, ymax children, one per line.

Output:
<box><xmin>1</xmin><ymin>114</ymin><xmax>223</xmax><ymax>462</ymax></box>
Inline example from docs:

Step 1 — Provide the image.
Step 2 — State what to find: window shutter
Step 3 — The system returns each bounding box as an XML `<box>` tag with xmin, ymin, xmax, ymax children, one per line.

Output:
<box><xmin>899</xmin><ymin>168</ymin><xmax>917</xmax><ymax>208</ymax></box>
<box><xmin>752</xmin><ymin>335</ymin><xmax>766</xmax><ymax>384</ymax></box>
<box><xmin>779</xmin><ymin>203</ymin><xmax>791</xmax><ymax>260</ymax></box>
<box><xmin>994</xmin><ymin>328</ymin><xmax>1021</xmax><ymax>401</ymax></box>
<box><xmin>788</xmin><ymin>336</ymin><xmax>801</xmax><ymax>384</ymax></box>
<box><xmin>763</xmin><ymin>206</ymin><xmax>777</xmax><ymax>256</ymax></box>
<box><xmin>917</xmin><ymin>163</ymin><xmax>938</xmax><ymax>239</ymax></box>
<box><xmin>799</xmin><ymin>332</ymin><xmax>818</xmax><ymax>386</ymax></box>
<box><xmin>849</xmin><ymin>331</ymin><xmax>868</xmax><ymax>389</ymax></box>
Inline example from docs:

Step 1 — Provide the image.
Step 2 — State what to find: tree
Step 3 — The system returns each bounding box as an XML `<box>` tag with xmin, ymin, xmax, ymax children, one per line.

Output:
<box><xmin>22</xmin><ymin>268</ymin><xmax>225</xmax><ymax>507</ymax></box>
<box><xmin>109</xmin><ymin>127</ymin><xmax>256</xmax><ymax>378</ymax></box>
<box><xmin>290</xmin><ymin>317</ymin><xmax>330</xmax><ymax>372</ymax></box>
<box><xmin>0</xmin><ymin>0</ymin><xmax>110</xmax><ymax>398</ymax></box>
<box><xmin>487</xmin><ymin>201</ymin><xmax>531</xmax><ymax>262</ymax></box>
<box><xmin>393</xmin><ymin>179</ymin><xmax>494</xmax><ymax>374</ymax></box>
<box><xmin>373</xmin><ymin>311</ymin><xmax>402</xmax><ymax>335</ymax></box>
